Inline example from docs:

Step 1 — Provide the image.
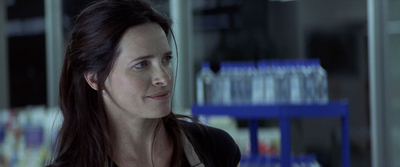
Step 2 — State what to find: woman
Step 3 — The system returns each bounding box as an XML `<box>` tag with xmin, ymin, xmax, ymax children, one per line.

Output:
<box><xmin>46</xmin><ymin>0</ymin><xmax>241</xmax><ymax>166</ymax></box>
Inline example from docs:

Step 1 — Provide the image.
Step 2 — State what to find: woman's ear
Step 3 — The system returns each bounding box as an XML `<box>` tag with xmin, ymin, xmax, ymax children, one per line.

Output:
<box><xmin>84</xmin><ymin>71</ymin><xmax>98</xmax><ymax>90</ymax></box>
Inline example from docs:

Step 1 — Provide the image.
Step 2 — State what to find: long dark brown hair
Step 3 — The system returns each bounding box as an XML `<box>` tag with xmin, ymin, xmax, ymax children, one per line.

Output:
<box><xmin>46</xmin><ymin>0</ymin><xmax>188</xmax><ymax>166</ymax></box>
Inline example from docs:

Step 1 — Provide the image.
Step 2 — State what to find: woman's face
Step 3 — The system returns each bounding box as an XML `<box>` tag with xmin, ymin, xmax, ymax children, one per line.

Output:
<box><xmin>102</xmin><ymin>23</ymin><xmax>174</xmax><ymax>119</ymax></box>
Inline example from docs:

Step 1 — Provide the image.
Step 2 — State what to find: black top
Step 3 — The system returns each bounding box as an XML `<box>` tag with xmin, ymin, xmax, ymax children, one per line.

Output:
<box><xmin>111</xmin><ymin>121</ymin><xmax>241</xmax><ymax>167</ymax></box>
<box><xmin>180</xmin><ymin>121</ymin><xmax>241</xmax><ymax>167</ymax></box>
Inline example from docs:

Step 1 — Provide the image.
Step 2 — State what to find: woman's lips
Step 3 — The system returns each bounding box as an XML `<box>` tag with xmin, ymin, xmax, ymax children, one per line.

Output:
<box><xmin>147</xmin><ymin>91</ymin><xmax>170</xmax><ymax>100</ymax></box>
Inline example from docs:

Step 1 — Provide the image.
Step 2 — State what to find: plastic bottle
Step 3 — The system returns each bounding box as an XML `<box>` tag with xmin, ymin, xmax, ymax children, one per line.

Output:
<box><xmin>196</xmin><ymin>62</ymin><xmax>215</xmax><ymax>105</ymax></box>
<box><xmin>225</xmin><ymin>61</ymin><xmax>255</xmax><ymax>105</ymax></box>
<box><xmin>230</xmin><ymin>62</ymin><xmax>241</xmax><ymax>104</ymax></box>
<box><xmin>265</xmin><ymin>62</ymin><xmax>278</xmax><ymax>104</ymax></box>
<box><xmin>301</xmin><ymin>60</ymin><xmax>315</xmax><ymax>104</ymax></box>
<box><xmin>241</xmin><ymin>61</ymin><xmax>256</xmax><ymax>104</ymax></box>
<box><xmin>281</xmin><ymin>60</ymin><xmax>304</xmax><ymax>104</ymax></box>
<box><xmin>279</xmin><ymin>60</ymin><xmax>291</xmax><ymax>103</ymax></box>
<box><xmin>229</xmin><ymin>62</ymin><xmax>247</xmax><ymax>105</ymax></box>
<box><xmin>271</xmin><ymin>60</ymin><xmax>285</xmax><ymax>104</ymax></box>
<box><xmin>310</xmin><ymin>59</ymin><xmax>328</xmax><ymax>103</ymax></box>
<box><xmin>305</xmin><ymin>60</ymin><xmax>317</xmax><ymax>103</ymax></box>
<box><xmin>252</xmin><ymin>62</ymin><xmax>265</xmax><ymax>104</ymax></box>
<box><xmin>213</xmin><ymin>62</ymin><xmax>232</xmax><ymax>105</ymax></box>
<box><xmin>256</xmin><ymin>60</ymin><xmax>278</xmax><ymax>104</ymax></box>
<box><xmin>292</xmin><ymin>60</ymin><xmax>306</xmax><ymax>104</ymax></box>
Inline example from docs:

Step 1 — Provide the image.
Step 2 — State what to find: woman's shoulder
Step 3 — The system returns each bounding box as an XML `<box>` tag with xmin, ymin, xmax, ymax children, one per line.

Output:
<box><xmin>179</xmin><ymin>120</ymin><xmax>241</xmax><ymax>166</ymax></box>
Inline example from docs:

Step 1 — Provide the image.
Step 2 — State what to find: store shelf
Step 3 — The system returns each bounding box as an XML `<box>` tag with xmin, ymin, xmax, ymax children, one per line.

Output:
<box><xmin>191</xmin><ymin>101</ymin><xmax>350</xmax><ymax>167</ymax></box>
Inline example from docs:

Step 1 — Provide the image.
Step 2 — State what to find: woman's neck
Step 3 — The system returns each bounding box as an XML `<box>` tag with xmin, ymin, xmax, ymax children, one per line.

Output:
<box><xmin>109</xmin><ymin>117</ymin><xmax>173</xmax><ymax>167</ymax></box>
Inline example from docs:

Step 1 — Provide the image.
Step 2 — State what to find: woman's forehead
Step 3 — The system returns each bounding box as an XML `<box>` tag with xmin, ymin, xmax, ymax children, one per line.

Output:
<box><xmin>121</xmin><ymin>23</ymin><xmax>166</xmax><ymax>44</ymax></box>
<box><xmin>115</xmin><ymin>23</ymin><xmax>170</xmax><ymax>62</ymax></box>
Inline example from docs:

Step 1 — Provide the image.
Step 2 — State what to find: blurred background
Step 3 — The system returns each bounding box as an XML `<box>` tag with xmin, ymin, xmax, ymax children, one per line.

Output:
<box><xmin>0</xmin><ymin>0</ymin><xmax>399</xmax><ymax>166</ymax></box>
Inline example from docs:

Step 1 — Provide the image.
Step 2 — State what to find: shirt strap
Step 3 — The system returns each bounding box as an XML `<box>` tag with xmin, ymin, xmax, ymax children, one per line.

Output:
<box><xmin>182</xmin><ymin>131</ymin><xmax>205</xmax><ymax>167</ymax></box>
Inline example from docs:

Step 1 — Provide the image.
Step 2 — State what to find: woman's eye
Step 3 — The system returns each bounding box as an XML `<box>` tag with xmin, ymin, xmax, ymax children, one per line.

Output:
<box><xmin>162</xmin><ymin>56</ymin><xmax>173</xmax><ymax>64</ymax></box>
<box><xmin>134</xmin><ymin>61</ymin><xmax>149</xmax><ymax>69</ymax></box>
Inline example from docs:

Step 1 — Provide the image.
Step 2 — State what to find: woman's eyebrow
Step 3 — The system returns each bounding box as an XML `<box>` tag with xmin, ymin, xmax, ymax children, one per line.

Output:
<box><xmin>164</xmin><ymin>51</ymin><xmax>172</xmax><ymax>56</ymax></box>
<box><xmin>131</xmin><ymin>55</ymin><xmax>154</xmax><ymax>62</ymax></box>
<box><xmin>128</xmin><ymin>51</ymin><xmax>172</xmax><ymax>65</ymax></box>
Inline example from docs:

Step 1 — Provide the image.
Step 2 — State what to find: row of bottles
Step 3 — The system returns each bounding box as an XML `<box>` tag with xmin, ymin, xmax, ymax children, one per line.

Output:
<box><xmin>196</xmin><ymin>59</ymin><xmax>328</xmax><ymax>105</ymax></box>
<box><xmin>0</xmin><ymin>106</ymin><xmax>62</xmax><ymax>167</ymax></box>
<box><xmin>240</xmin><ymin>155</ymin><xmax>321</xmax><ymax>167</ymax></box>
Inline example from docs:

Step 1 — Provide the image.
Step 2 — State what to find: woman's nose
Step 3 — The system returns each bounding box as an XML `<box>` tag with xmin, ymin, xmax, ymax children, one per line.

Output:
<box><xmin>152</xmin><ymin>65</ymin><xmax>171</xmax><ymax>86</ymax></box>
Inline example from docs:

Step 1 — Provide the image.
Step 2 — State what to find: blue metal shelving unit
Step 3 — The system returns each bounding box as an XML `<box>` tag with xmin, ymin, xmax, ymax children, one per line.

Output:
<box><xmin>191</xmin><ymin>101</ymin><xmax>350</xmax><ymax>167</ymax></box>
